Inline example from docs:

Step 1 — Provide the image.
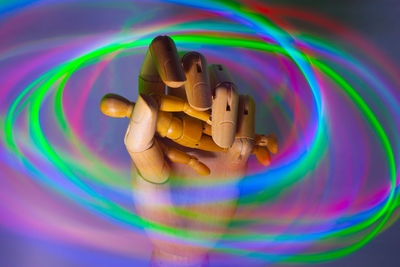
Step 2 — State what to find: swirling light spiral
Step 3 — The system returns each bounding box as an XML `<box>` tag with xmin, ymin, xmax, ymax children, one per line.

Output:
<box><xmin>1</xmin><ymin>0</ymin><xmax>399</xmax><ymax>266</ymax></box>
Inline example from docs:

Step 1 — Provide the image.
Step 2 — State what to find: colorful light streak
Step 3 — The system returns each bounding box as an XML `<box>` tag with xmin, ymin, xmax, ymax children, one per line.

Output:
<box><xmin>0</xmin><ymin>0</ymin><xmax>399</xmax><ymax>265</ymax></box>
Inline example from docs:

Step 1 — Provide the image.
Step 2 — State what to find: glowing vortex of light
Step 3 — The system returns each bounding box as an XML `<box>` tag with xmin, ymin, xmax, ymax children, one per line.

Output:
<box><xmin>0</xmin><ymin>0</ymin><xmax>399</xmax><ymax>266</ymax></box>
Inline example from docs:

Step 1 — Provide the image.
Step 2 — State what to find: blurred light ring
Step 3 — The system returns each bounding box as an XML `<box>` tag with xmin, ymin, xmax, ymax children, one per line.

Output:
<box><xmin>2</xmin><ymin>0</ymin><xmax>399</xmax><ymax>262</ymax></box>
<box><xmin>6</xmin><ymin>30</ymin><xmax>397</xmax><ymax>257</ymax></box>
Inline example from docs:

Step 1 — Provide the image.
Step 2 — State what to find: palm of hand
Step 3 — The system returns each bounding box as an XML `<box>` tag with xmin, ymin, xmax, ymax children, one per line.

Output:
<box><xmin>132</xmin><ymin>148</ymin><xmax>243</xmax><ymax>261</ymax></box>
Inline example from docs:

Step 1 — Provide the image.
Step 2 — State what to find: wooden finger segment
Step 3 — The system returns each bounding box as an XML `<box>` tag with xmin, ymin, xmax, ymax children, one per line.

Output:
<box><xmin>156</xmin><ymin>111</ymin><xmax>179</xmax><ymax>139</ymax></box>
<box><xmin>156</xmin><ymin>110</ymin><xmax>202</xmax><ymax>148</ymax></box>
<box><xmin>226</xmin><ymin>138</ymin><xmax>254</xmax><ymax>164</ymax></box>
<box><xmin>156</xmin><ymin>110</ymin><xmax>223</xmax><ymax>152</ymax></box>
<box><xmin>255</xmin><ymin>133</ymin><xmax>278</xmax><ymax>154</ymax></box>
<box><xmin>122</xmin><ymin>94</ymin><xmax>170</xmax><ymax>183</ymax></box>
<box><xmin>202</xmin><ymin>123</ymin><xmax>211</xmax><ymax>136</ymax></box>
<box><xmin>139</xmin><ymin>49</ymin><xmax>165</xmax><ymax>96</ymax></box>
<box><xmin>175</xmin><ymin>115</ymin><xmax>203</xmax><ymax>148</ymax></box>
<box><xmin>139</xmin><ymin>77</ymin><xmax>165</xmax><ymax>96</ymax></box>
<box><xmin>224</xmin><ymin>95</ymin><xmax>256</xmax><ymax>164</ymax></box>
<box><xmin>100</xmin><ymin>93</ymin><xmax>134</xmax><ymax>118</ymax></box>
<box><xmin>209</xmin><ymin>64</ymin><xmax>234</xmax><ymax>87</ymax></box>
<box><xmin>209</xmin><ymin>64</ymin><xmax>239</xmax><ymax>148</ymax></box>
<box><xmin>149</xmin><ymin>35</ymin><xmax>186</xmax><ymax>88</ymax></box>
<box><xmin>252</xmin><ymin>146</ymin><xmax>271</xmax><ymax>166</ymax></box>
<box><xmin>211</xmin><ymin>85</ymin><xmax>239</xmax><ymax>148</ymax></box>
<box><xmin>124</xmin><ymin>94</ymin><xmax>159</xmax><ymax>153</ymax></box>
<box><xmin>197</xmin><ymin>135</ymin><xmax>225</xmax><ymax>152</ymax></box>
<box><xmin>129</xmin><ymin>139</ymin><xmax>170</xmax><ymax>183</ymax></box>
<box><xmin>236</xmin><ymin>95</ymin><xmax>255</xmax><ymax>140</ymax></box>
<box><xmin>182</xmin><ymin>52</ymin><xmax>211</xmax><ymax>111</ymax></box>
<box><xmin>160</xmin><ymin>142</ymin><xmax>210</xmax><ymax>176</ymax></box>
<box><xmin>156</xmin><ymin>95</ymin><xmax>211</xmax><ymax>124</ymax></box>
<box><xmin>266</xmin><ymin>133</ymin><xmax>278</xmax><ymax>154</ymax></box>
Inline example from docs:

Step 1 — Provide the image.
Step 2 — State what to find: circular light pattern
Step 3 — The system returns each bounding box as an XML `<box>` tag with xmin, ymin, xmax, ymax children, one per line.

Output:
<box><xmin>1</xmin><ymin>0</ymin><xmax>399</xmax><ymax>266</ymax></box>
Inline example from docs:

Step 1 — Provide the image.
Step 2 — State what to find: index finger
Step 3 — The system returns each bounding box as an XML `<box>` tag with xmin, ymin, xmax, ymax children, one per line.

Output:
<box><xmin>181</xmin><ymin>51</ymin><xmax>212</xmax><ymax>111</ymax></box>
<box><xmin>209</xmin><ymin>64</ymin><xmax>239</xmax><ymax>149</ymax></box>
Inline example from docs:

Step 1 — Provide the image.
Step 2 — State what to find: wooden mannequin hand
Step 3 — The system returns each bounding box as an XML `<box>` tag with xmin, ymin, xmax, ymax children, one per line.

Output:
<box><xmin>100</xmin><ymin>36</ymin><xmax>277</xmax><ymax>266</ymax></box>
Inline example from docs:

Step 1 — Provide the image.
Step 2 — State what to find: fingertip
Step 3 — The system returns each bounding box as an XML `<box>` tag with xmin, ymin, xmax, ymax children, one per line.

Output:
<box><xmin>165</xmin><ymin>80</ymin><xmax>185</xmax><ymax>88</ymax></box>
<box><xmin>100</xmin><ymin>93</ymin><xmax>133</xmax><ymax>118</ymax></box>
<box><xmin>267</xmin><ymin>133</ymin><xmax>278</xmax><ymax>154</ymax></box>
<box><xmin>182</xmin><ymin>51</ymin><xmax>212</xmax><ymax>111</ymax></box>
<box><xmin>255</xmin><ymin>146</ymin><xmax>271</xmax><ymax>166</ymax></box>
<box><xmin>212</xmin><ymin>122</ymin><xmax>236</xmax><ymax>148</ymax></box>
<box><xmin>211</xmin><ymin>84</ymin><xmax>239</xmax><ymax>149</ymax></box>
<box><xmin>149</xmin><ymin>35</ymin><xmax>186</xmax><ymax>88</ymax></box>
<box><xmin>200</xmin><ymin>164</ymin><xmax>211</xmax><ymax>176</ymax></box>
<box><xmin>191</xmin><ymin>159</ymin><xmax>211</xmax><ymax>176</ymax></box>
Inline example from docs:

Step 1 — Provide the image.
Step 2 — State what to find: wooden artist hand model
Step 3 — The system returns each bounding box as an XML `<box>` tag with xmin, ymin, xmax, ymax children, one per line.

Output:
<box><xmin>100</xmin><ymin>36</ymin><xmax>277</xmax><ymax>266</ymax></box>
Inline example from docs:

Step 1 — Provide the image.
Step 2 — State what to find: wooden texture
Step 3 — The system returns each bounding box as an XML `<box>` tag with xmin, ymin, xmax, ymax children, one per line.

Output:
<box><xmin>128</xmin><ymin>139</ymin><xmax>170</xmax><ymax>183</ymax></box>
<box><xmin>156</xmin><ymin>111</ymin><xmax>223</xmax><ymax>152</ymax></box>
<box><xmin>124</xmin><ymin>94</ymin><xmax>158</xmax><ymax>152</ymax></box>
<box><xmin>209</xmin><ymin>64</ymin><xmax>239</xmax><ymax>148</ymax></box>
<box><xmin>160</xmin><ymin>142</ymin><xmax>210</xmax><ymax>176</ymax></box>
<box><xmin>236</xmin><ymin>95</ymin><xmax>255</xmax><ymax>140</ymax></box>
<box><xmin>100</xmin><ymin>93</ymin><xmax>134</xmax><ymax>118</ymax></box>
<box><xmin>182</xmin><ymin>52</ymin><xmax>211</xmax><ymax>111</ymax></box>
<box><xmin>253</xmin><ymin>145</ymin><xmax>271</xmax><ymax>166</ymax></box>
<box><xmin>149</xmin><ymin>35</ymin><xmax>186</xmax><ymax>88</ymax></box>
<box><xmin>100</xmin><ymin>93</ymin><xmax>275</xmax><ymax>168</ymax></box>
<box><xmin>123</xmin><ymin>94</ymin><xmax>170</xmax><ymax>183</ymax></box>
<box><xmin>100</xmin><ymin>34</ymin><xmax>279</xmax><ymax>266</ymax></box>
<box><xmin>255</xmin><ymin>133</ymin><xmax>278</xmax><ymax>154</ymax></box>
<box><xmin>155</xmin><ymin>94</ymin><xmax>211</xmax><ymax>124</ymax></box>
<box><xmin>139</xmin><ymin>49</ymin><xmax>165</xmax><ymax>96</ymax></box>
<box><xmin>100</xmin><ymin>94</ymin><xmax>222</xmax><ymax>154</ymax></box>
